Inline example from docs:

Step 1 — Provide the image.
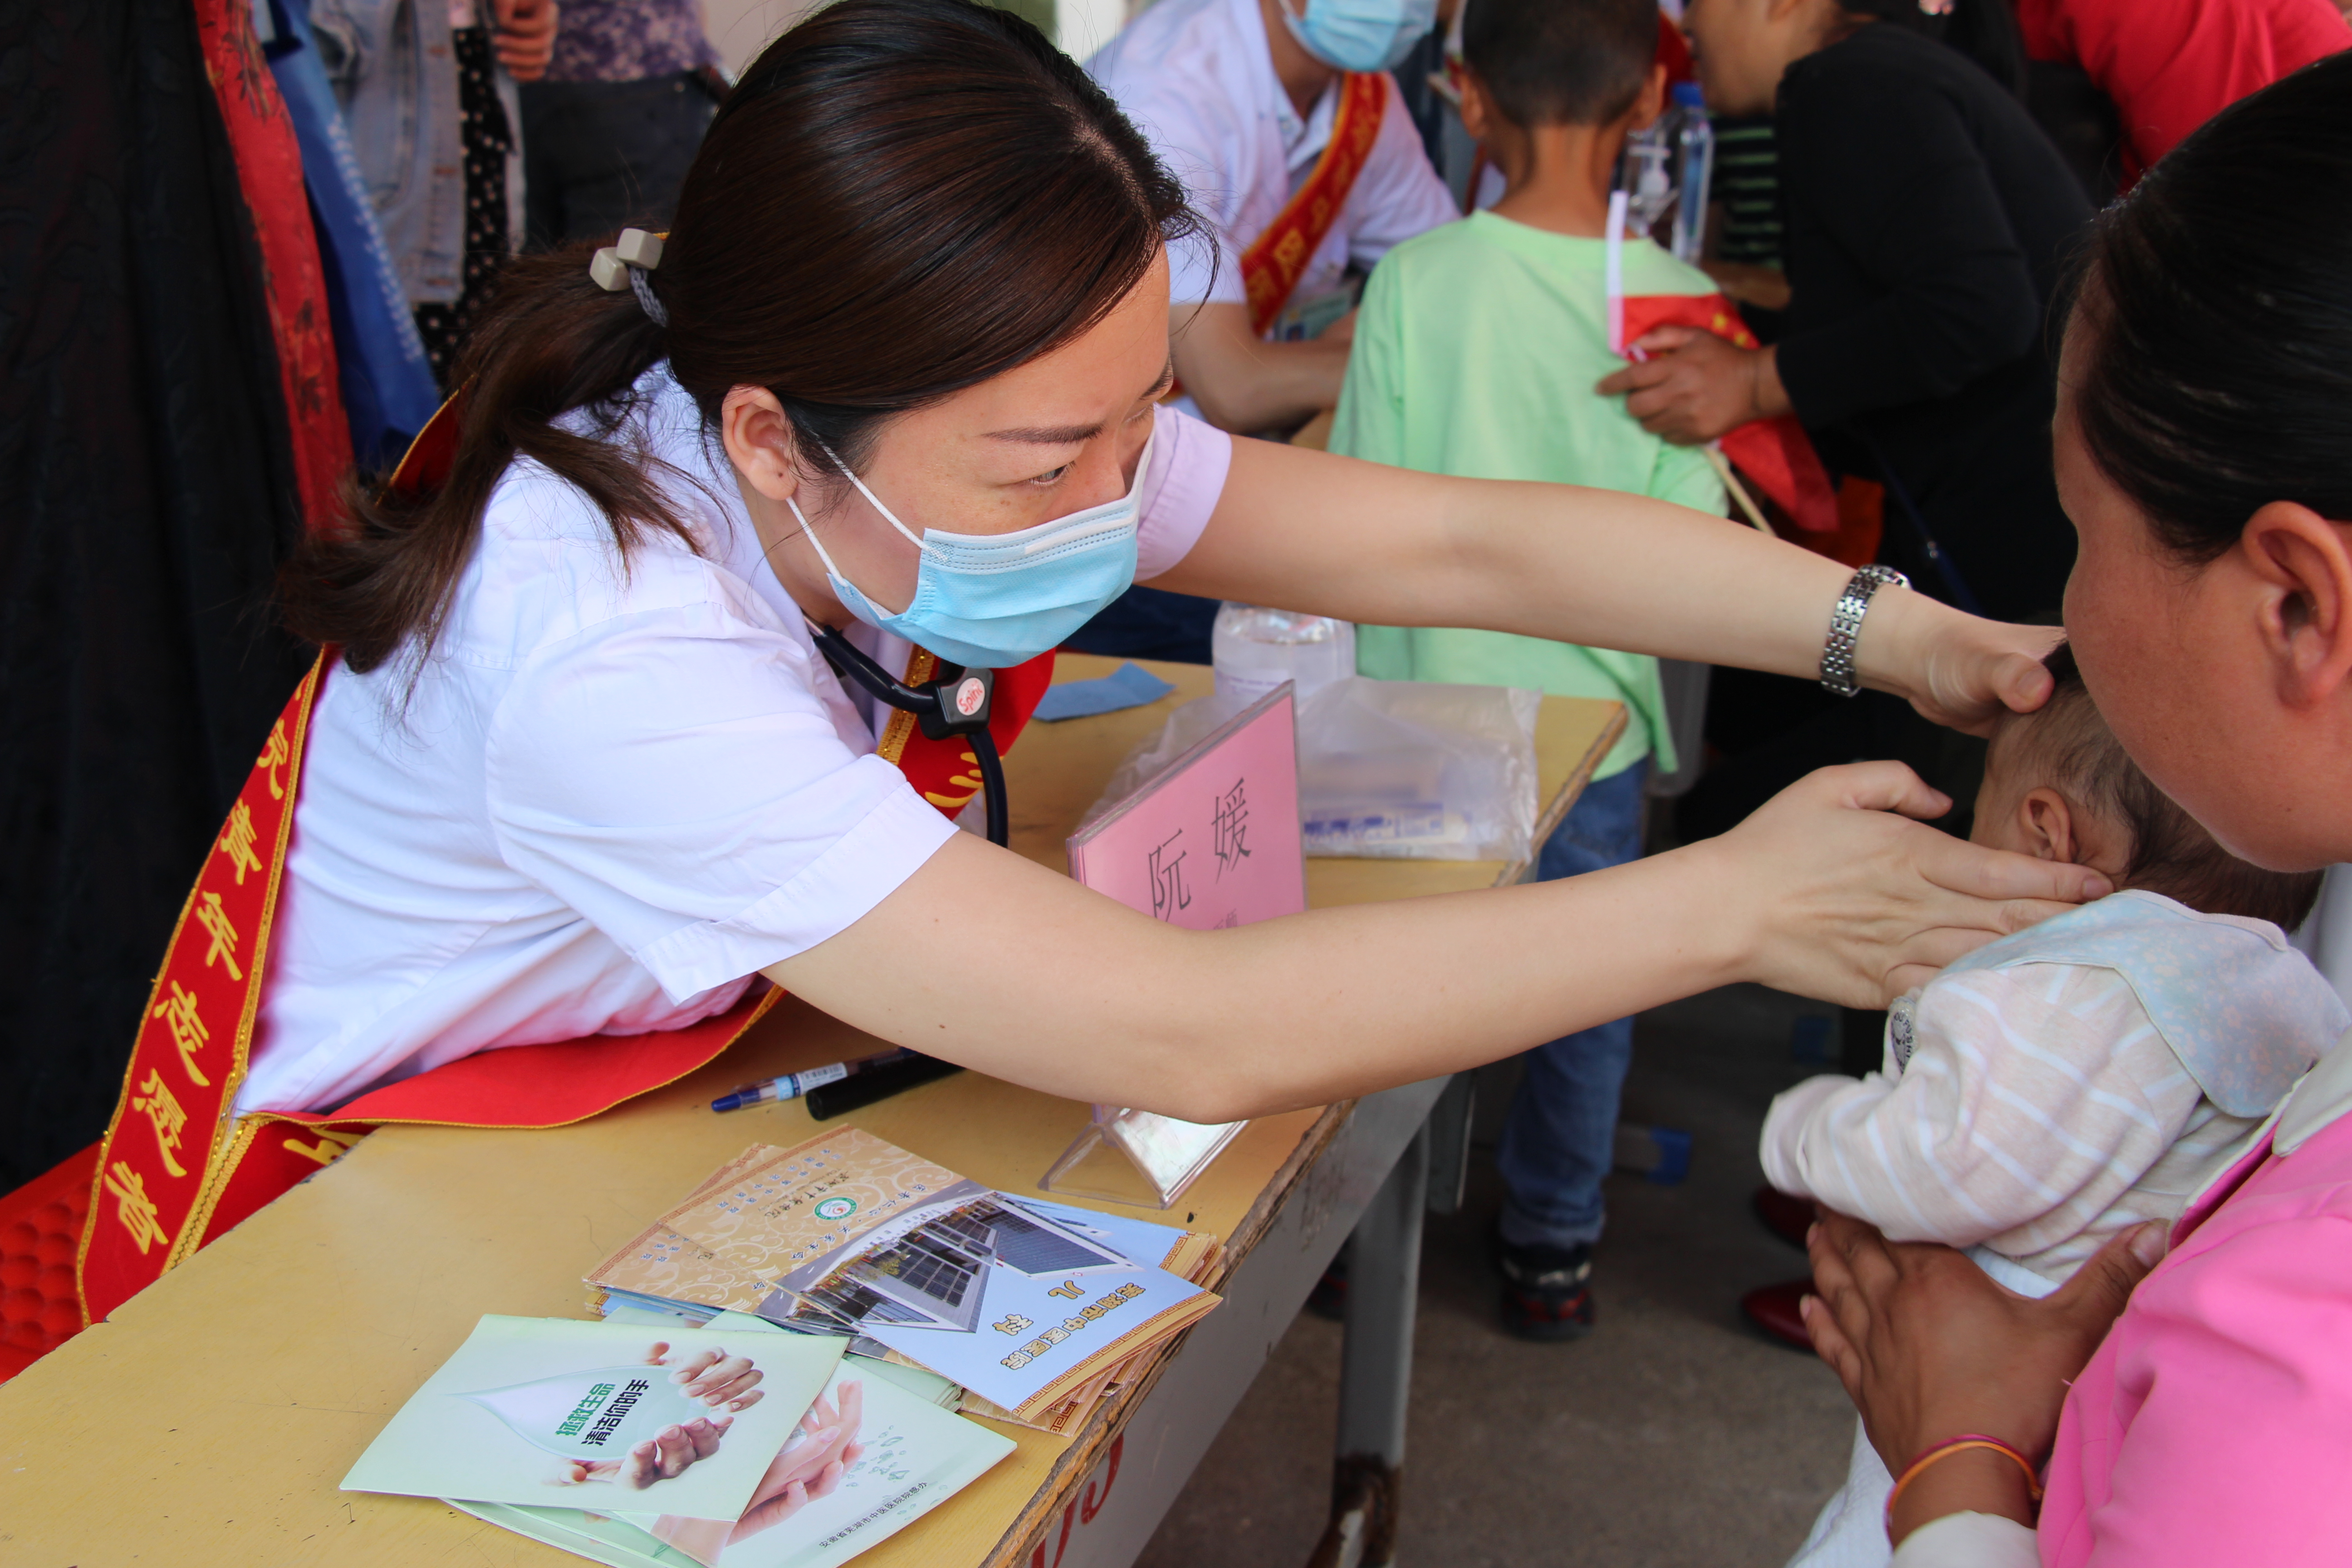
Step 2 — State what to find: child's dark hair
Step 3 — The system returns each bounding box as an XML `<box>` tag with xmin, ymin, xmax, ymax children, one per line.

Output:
<box><xmin>1460</xmin><ymin>0</ymin><xmax>1656</xmax><ymax>128</ymax></box>
<box><xmin>2067</xmin><ymin>53</ymin><xmax>2352</xmax><ymax>567</ymax></box>
<box><xmin>2016</xmin><ymin>645</ymin><xmax>2323</xmax><ymax>931</ymax></box>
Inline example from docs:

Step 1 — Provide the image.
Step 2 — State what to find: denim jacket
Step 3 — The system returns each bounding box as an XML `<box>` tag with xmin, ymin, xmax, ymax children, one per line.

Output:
<box><xmin>308</xmin><ymin>0</ymin><xmax>522</xmax><ymax>305</ymax></box>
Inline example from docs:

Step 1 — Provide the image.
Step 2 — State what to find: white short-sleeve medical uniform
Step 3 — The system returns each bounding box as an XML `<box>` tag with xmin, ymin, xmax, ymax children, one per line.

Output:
<box><xmin>1086</xmin><ymin>0</ymin><xmax>1458</xmax><ymax>314</ymax></box>
<box><xmin>243</xmin><ymin>366</ymin><xmax>1232</xmax><ymax>1114</ymax></box>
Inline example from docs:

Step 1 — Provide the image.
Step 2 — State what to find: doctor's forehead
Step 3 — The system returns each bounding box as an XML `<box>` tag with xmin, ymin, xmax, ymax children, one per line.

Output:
<box><xmin>961</xmin><ymin>274</ymin><xmax>1172</xmax><ymax>438</ymax></box>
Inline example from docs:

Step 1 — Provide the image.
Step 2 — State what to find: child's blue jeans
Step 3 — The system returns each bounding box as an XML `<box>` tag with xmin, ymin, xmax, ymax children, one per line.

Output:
<box><xmin>1495</xmin><ymin>759</ymin><xmax>1648</xmax><ymax>1254</ymax></box>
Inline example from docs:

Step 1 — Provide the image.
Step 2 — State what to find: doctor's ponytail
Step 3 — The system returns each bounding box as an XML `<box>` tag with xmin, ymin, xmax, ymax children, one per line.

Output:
<box><xmin>283</xmin><ymin>0</ymin><xmax>1197</xmax><ymax>673</ymax></box>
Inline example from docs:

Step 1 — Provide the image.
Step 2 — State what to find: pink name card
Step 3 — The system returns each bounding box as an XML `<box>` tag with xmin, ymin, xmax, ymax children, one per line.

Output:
<box><xmin>1067</xmin><ymin>686</ymin><xmax>1305</xmax><ymax>929</ymax></box>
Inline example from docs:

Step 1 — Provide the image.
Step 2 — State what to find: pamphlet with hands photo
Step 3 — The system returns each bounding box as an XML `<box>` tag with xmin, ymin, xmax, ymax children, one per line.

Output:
<box><xmin>455</xmin><ymin>1360</ymin><xmax>1017</xmax><ymax>1568</ymax></box>
<box><xmin>342</xmin><ymin>1316</ymin><xmax>843</xmax><ymax>1519</ymax></box>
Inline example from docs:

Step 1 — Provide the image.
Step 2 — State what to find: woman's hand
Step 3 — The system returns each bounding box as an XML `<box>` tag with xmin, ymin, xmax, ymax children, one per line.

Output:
<box><xmin>666</xmin><ymin>1343</ymin><xmax>766</xmax><ymax>1411</ymax></box>
<box><xmin>1802</xmin><ymin>1210</ymin><xmax>2166</xmax><ymax>1544</ymax></box>
<box><xmin>1596</xmin><ymin>327</ymin><xmax>1792</xmax><ymax>444</ymax></box>
<box><xmin>493</xmin><ymin>0</ymin><xmax>558</xmax><ymax>81</ymax></box>
<box><xmin>560</xmin><ymin>1415</ymin><xmax>734</xmax><ymax>1488</ymax></box>
<box><xmin>1703</xmin><ymin>764</ymin><xmax>2113</xmax><ymax>1005</ymax></box>
<box><xmin>1863</xmin><ymin>589</ymin><xmax>2067</xmax><ymax>736</ymax></box>
<box><xmin>731</xmin><ymin>1383</ymin><xmax>867</xmax><ymax>1540</ymax></box>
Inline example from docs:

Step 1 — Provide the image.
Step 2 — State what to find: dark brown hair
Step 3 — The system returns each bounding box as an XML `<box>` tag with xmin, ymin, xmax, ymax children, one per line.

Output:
<box><xmin>1461</xmin><ymin>0</ymin><xmax>1655</xmax><ymax>128</ymax></box>
<box><xmin>283</xmin><ymin>0</ymin><xmax>1197</xmax><ymax>672</ymax></box>
<box><xmin>2010</xmin><ymin>645</ymin><xmax>2323</xmax><ymax>931</ymax></box>
<box><xmin>2067</xmin><ymin>52</ymin><xmax>2352</xmax><ymax>568</ymax></box>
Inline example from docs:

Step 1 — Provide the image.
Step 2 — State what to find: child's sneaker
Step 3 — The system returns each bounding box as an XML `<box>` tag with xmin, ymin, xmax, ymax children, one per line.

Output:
<box><xmin>1497</xmin><ymin>1239</ymin><xmax>1596</xmax><ymax>1341</ymax></box>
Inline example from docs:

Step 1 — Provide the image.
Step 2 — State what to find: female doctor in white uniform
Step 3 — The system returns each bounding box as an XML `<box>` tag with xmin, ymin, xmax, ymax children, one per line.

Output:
<box><xmin>253</xmin><ymin>0</ymin><xmax>2105</xmax><ymax>1120</ymax></box>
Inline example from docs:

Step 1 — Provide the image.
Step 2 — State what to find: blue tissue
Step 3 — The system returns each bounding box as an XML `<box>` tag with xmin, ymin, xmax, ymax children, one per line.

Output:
<box><xmin>1033</xmin><ymin>662</ymin><xmax>1176</xmax><ymax>721</ymax></box>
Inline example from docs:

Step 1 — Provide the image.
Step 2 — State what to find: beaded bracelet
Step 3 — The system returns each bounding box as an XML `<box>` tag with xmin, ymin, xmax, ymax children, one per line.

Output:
<box><xmin>1883</xmin><ymin>1434</ymin><xmax>2043</xmax><ymax>1536</ymax></box>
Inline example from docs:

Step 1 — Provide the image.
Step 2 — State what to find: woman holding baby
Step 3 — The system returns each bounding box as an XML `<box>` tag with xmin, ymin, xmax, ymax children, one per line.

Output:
<box><xmin>1788</xmin><ymin>56</ymin><xmax>2352</xmax><ymax>1568</ymax></box>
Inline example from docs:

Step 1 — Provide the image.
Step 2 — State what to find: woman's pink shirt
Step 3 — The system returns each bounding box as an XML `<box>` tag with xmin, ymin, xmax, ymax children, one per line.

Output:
<box><xmin>2039</xmin><ymin>1106</ymin><xmax>2352</xmax><ymax>1565</ymax></box>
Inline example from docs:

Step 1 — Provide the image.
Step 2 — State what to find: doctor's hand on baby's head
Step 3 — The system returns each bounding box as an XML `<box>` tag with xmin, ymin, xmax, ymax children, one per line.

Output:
<box><xmin>1964</xmin><ymin>643</ymin><xmax>2324</xmax><ymax>932</ymax></box>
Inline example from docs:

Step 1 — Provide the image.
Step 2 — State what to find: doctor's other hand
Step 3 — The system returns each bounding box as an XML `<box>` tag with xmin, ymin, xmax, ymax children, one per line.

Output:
<box><xmin>493</xmin><ymin>0</ymin><xmax>559</xmax><ymax>81</ymax></box>
<box><xmin>1697</xmin><ymin>762</ymin><xmax>2111</xmax><ymax>1007</ymax></box>
<box><xmin>1595</xmin><ymin>326</ymin><xmax>1789</xmax><ymax>444</ymax></box>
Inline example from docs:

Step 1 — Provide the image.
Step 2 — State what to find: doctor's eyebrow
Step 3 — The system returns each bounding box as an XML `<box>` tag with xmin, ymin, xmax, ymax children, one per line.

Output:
<box><xmin>983</xmin><ymin>360</ymin><xmax>1176</xmax><ymax>446</ymax></box>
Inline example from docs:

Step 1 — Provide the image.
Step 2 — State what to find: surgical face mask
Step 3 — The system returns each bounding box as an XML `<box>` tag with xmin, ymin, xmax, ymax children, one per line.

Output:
<box><xmin>1276</xmin><ymin>0</ymin><xmax>1436</xmax><ymax>73</ymax></box>
<box><xmin>789</xmin><ymin>422</ymin><xmax>1152</xmax><ymax>670</ymax></box>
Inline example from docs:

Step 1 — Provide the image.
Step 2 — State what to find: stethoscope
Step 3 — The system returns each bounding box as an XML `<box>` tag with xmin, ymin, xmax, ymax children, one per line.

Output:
<box><xmin>807</xmin><ymin>622</ymin><xmax>1011</xmax><ymax>848</ymax></box>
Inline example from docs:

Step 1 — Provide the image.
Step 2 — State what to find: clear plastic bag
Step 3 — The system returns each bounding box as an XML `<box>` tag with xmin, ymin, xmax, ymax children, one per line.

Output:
<box><xmin>1295</xmin><ymin>677</ymin><xmax>1540</xmax><ymax>862</ymax></box>
<box><xmin>1080</xmin><ymin>677</ymin><xmax>1541</xmax><ymax>862</ymax></box>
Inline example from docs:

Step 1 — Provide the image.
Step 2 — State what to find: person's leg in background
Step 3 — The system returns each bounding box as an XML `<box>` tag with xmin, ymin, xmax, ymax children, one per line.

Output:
<box><xmin>1492</xmin><ymin>758</ymin><xmax>1648</xmax><ymax>1341</ymax></box>
<box><xmin>521</xmin><ymin>72</ymin><xmax>717</xmax><ymax>248</ymax></box>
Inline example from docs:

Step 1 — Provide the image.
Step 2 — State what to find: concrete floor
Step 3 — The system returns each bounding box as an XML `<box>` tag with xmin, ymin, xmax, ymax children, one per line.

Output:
<box><xmin>1135</xmin><ymin>985</ymin><xmax>1859</xmax><ymax>1568</ymax></box>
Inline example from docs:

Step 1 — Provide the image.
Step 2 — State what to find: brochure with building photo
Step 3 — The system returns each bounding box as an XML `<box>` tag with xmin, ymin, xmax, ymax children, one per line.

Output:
<box><xmin>584</xmin><ymin>1135</ymin><xmax>1222</xmax><ymax>1424</ymax></box>
<box><xmin>761</xmin><ymin>1186</ymin><xmax>1217</xmax><ymax>1421</ymax></box>
<box><xmin>453</xmin><ymin>1362</ymin><xmax>1016</xmax><ymax>1568</ymax></box>
<box><xmin>343</xmin><ymin>1316</ymin><xmax>842</xmax><ymax>1520</ymax></box>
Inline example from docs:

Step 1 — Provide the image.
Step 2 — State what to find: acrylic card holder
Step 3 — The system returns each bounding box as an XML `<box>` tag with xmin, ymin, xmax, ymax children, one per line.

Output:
<box><xmin>1039</xmin><ymin>1106</ymin><xmax>1248</xmax><ymax>1210</ymax></box>
<box><xmin>1049</xmin><ymin>686</ymin><xmax>1306</xmax><ymax>1207</ymax></box>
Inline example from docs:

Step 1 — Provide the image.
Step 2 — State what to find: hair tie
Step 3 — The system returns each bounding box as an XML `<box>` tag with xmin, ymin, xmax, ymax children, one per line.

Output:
<box><xmin>590</xmin><ymin>228</ymin><xmax>669</xmax><ymax>327</ymax></box>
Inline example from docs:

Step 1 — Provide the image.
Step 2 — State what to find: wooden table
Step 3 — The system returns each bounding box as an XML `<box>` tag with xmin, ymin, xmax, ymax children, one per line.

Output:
<box><xmin>0</xmin><ymin>656</ymin><xmax>1622</xmax><ymax>1568</ymax></box>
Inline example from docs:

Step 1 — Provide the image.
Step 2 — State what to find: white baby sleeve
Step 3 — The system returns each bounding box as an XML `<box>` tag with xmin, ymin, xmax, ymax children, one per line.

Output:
<box><xmin>1759</xmin><ymin>965</ymin><xmax>2195</xmax><ymax>1250</ymax></box>
<box><xmin>1890</xmin><ymin>1513</ymin><xmax>2039</xmax><ymax>1568</ymax></box>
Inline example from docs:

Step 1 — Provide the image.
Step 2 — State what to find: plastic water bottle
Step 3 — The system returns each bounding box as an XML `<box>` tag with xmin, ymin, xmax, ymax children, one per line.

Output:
<box><xmin>1668</xmin><ymin>82</ymin><xmax>1714</xmax><ymax>264</ymax></box>
<box><xmin>1210</xmin><ymin>603</ymin><xmax>1357</xmax><ymax>706</ymax></box>
<box><xmin>1619</xmin><ymin>127</ymin><xmax>1675</xmax><ymax>239</ymax></box>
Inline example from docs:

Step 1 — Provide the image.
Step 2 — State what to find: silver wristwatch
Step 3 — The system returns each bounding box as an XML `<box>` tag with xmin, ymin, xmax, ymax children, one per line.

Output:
<box><xmin>1820</xmin><ymin>565</ymin><xmax>1908</xmax><ymax>697</ymax></box>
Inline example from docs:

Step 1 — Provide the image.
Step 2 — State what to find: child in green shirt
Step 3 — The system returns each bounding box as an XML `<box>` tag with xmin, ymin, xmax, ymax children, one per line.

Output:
<box><xmin>1331</xmin><ymin>0</ymin><xmax>1729</xmax><ymax>1342</ymax></box>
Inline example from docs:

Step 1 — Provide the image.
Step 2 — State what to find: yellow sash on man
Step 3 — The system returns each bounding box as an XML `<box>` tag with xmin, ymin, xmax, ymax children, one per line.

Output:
<box><xmin>1240</xmin><ymin>70</ymin><xmax>1388</xmax><ymax>338</ymax></box>
<box><xmin>75</xmin><ymin>396</ymin><xmax>1055</xmax><ymax>1325</ymax></box>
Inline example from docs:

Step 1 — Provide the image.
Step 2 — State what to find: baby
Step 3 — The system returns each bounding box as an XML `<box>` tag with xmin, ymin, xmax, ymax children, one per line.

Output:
<box><xmin>1764</xmin><ymin>644</ymin><xmax>2348</xmax><ymax>1568</ymax></box>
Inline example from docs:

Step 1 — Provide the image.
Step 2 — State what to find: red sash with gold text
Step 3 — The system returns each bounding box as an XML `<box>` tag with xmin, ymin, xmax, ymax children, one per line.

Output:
<box><xmin>75</xmin><ymin>398</ymin><xmax>1054</xmax><ymax>1324</ymax></box>
<box><xmin>1240</xmin><ymin>71</ymin><xmax>1388</xmax><ymax>339</ymax></box>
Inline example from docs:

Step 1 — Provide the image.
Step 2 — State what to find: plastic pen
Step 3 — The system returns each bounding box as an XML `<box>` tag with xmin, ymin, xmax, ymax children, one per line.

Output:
<box><xmin>805</xmin><ymin>1052</ymin><xmax>962</xmax><ymax>1121</ymax></box>
<box><xmin>710</xmin><ymin>1049</ymin><xmax>913</xmax><ymax>1112</ymax></box>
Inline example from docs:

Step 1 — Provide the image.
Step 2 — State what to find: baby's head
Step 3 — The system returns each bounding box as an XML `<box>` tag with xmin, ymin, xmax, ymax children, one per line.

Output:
<box><xmin>1972</xmin><ymin>644</ymin><xmax>2324</xmax><ymax>930</ymax></box>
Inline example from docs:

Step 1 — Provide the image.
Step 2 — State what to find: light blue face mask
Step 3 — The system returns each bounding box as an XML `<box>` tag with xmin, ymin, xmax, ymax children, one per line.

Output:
<box><xmin>1276</xmin><ymin>0</ymin><xmax>1436</xmax><ymax>73</ymax></box>
<box><xmin>789</xmin><ymin>423</ymin><xmax>1152</xmax><ymax>671</ymax></box>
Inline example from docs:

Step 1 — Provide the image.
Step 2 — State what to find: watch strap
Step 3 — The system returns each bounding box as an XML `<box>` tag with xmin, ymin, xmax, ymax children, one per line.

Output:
<box><xmin>1821</xmin><ymin>566</ymin><xmax>1908</xmax><ymax>697</ymax></box>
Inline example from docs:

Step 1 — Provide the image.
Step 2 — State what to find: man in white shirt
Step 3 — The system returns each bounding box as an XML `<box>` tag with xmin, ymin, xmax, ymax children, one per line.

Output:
<box><xmin>1088</xmin><ymin>0</ymin><xmax>1459</xmax><ymax>436</ymax></box>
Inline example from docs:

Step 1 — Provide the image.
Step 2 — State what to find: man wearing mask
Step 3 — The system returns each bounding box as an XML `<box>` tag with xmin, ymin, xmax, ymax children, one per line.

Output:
<box><xmin>1088</xmin><ymin>0</ymin><xmax>1457</xmax><ymax>438</ymax></box>
<box><xmin>1079</xmin><ymin>0</ymin><xmax>1458</xmax><ymax>661</ymax></box>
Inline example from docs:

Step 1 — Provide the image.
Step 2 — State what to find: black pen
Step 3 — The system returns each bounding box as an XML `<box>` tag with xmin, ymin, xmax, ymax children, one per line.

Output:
<box><xmin>805</xmin><ymin>1053</ymin><xmax>963</xmax><ymax>1120</ymax></box>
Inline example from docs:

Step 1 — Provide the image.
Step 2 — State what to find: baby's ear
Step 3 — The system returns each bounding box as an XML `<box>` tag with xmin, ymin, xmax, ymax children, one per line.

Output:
<box><xmin>2019</xmin><ymin>787</ymin><xmax>2079</xmax><ymax>864</ymax></box>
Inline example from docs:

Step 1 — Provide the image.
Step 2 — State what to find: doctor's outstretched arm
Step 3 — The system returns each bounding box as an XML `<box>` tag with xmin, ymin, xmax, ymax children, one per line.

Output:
<box><xmin>769</xmin><ymin>763</ymin><xmax>2108</xmax><ymax>1125</ymax></box>
<box><xmin>1147</xmin><ymin>437</ymin><xmax>2060</xmax><ymax>738</ymax></box>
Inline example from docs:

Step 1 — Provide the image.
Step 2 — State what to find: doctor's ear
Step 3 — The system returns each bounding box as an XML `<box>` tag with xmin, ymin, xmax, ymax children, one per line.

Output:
<box><xmin>721</xmin><ymin>385</ymin><xmax>805</xmax><ymax>504</ymax></box>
